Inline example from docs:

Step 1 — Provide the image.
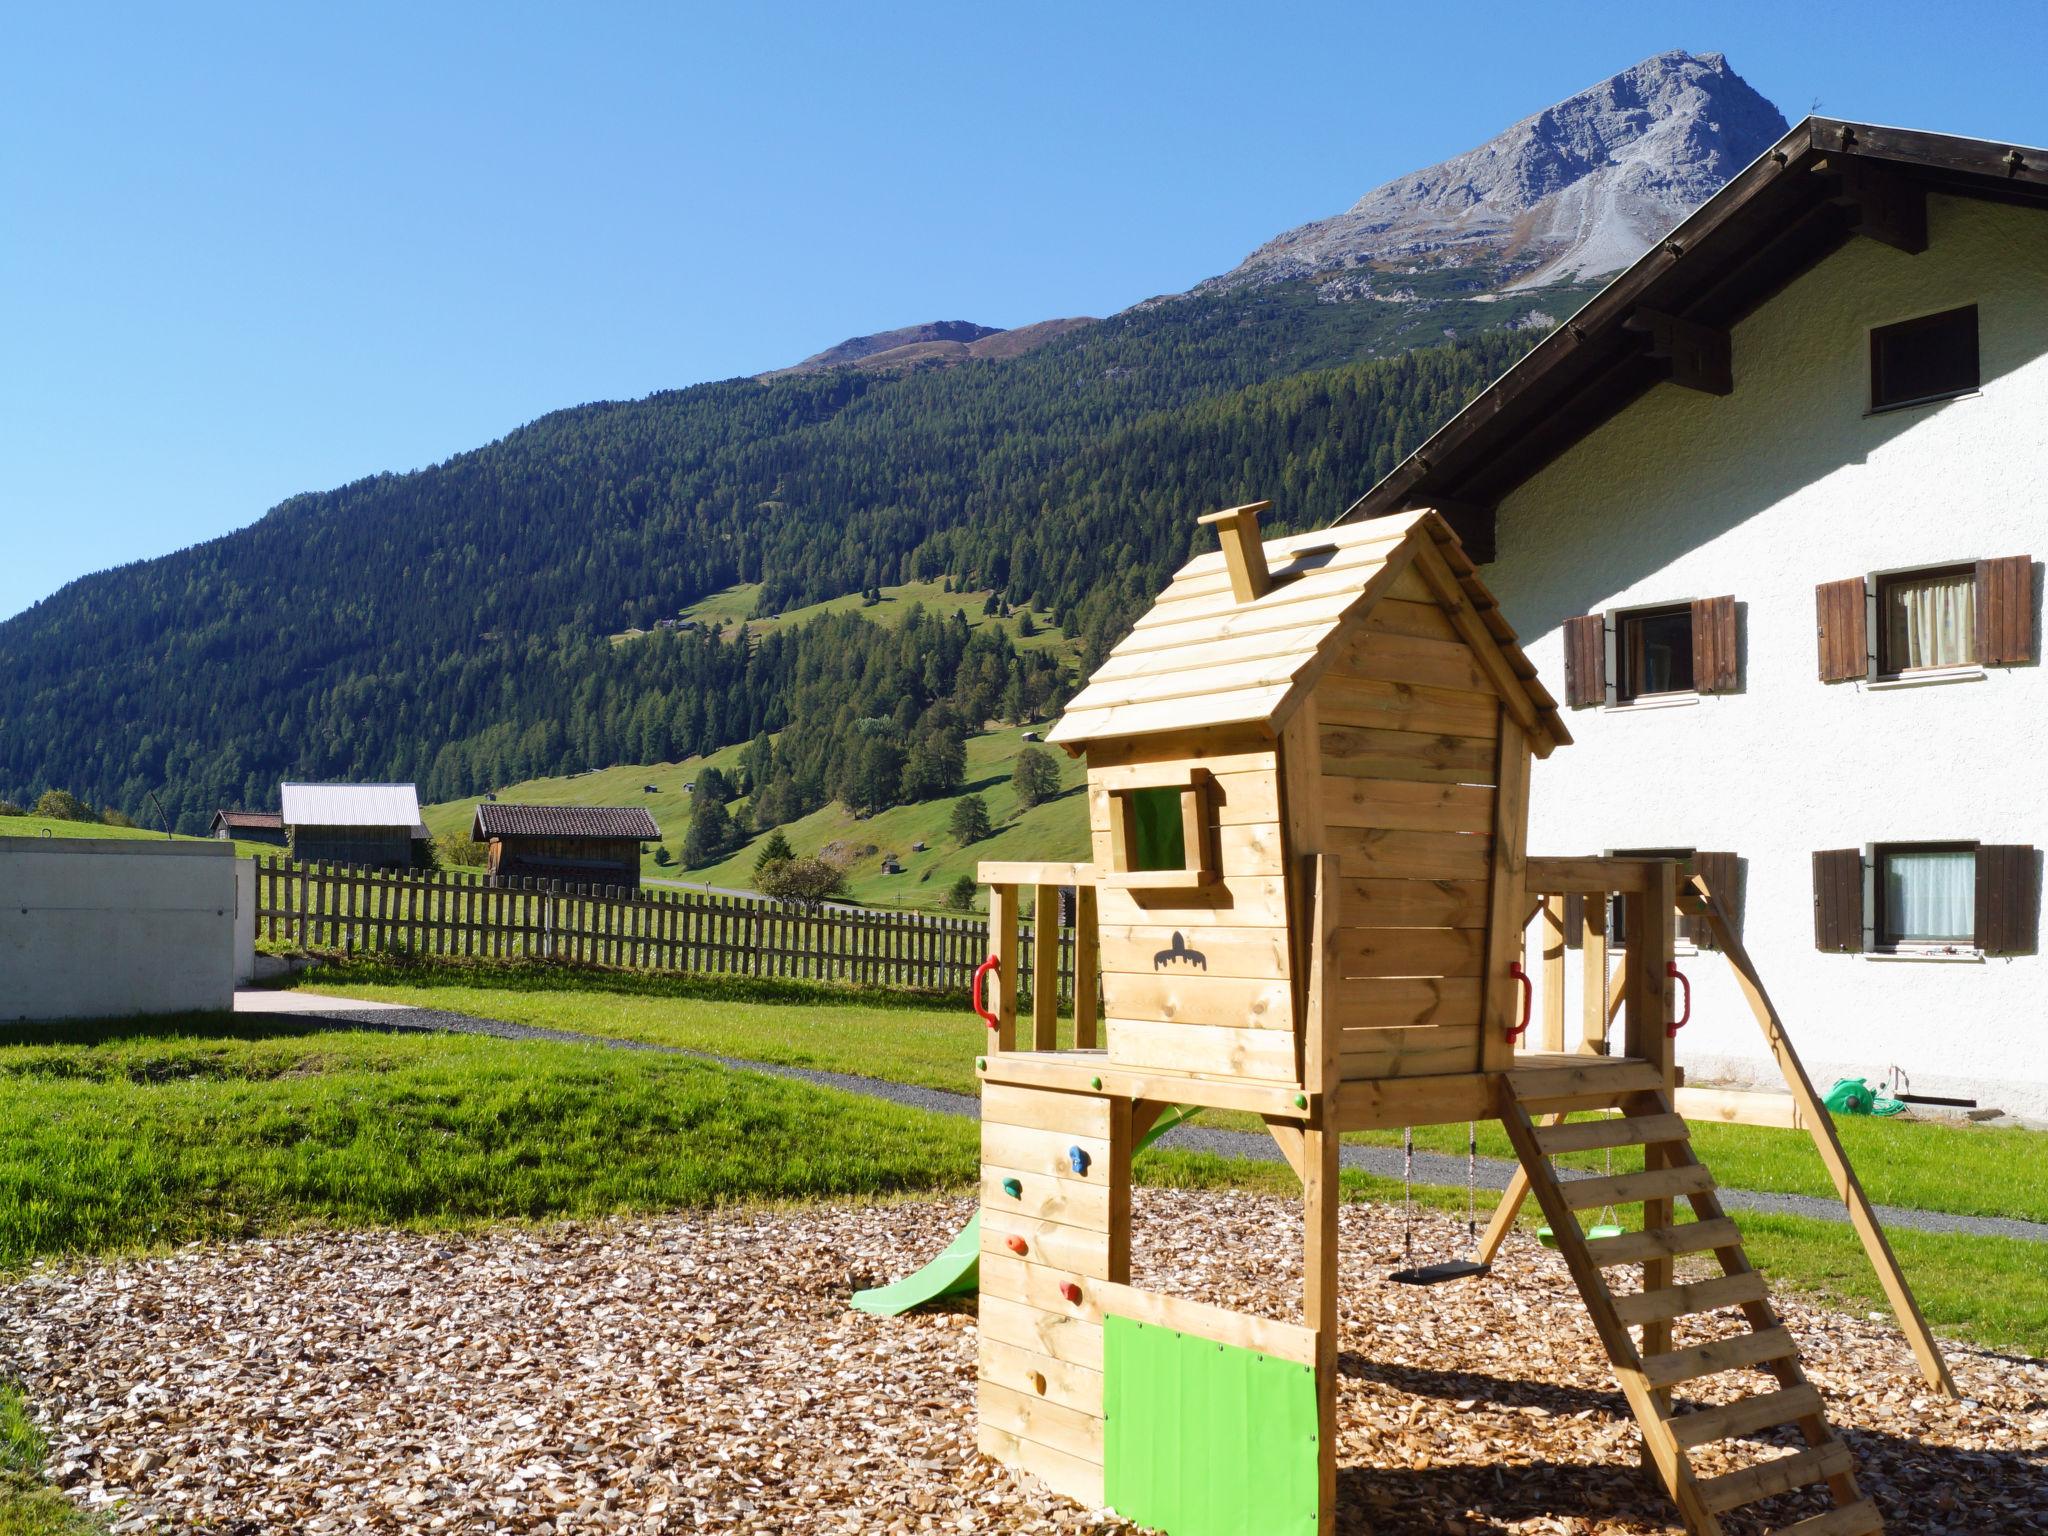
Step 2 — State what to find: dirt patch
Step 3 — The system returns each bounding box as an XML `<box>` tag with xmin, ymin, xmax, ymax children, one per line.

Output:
<box><xmin>0</xmin><ymin>1192</ymin><xmax>2041</xmax><ymax>1534</ymax></box>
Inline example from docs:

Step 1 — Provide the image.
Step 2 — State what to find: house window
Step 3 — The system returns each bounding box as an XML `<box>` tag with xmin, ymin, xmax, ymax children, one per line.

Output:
<box><xmin>1103</xmin><ymin>769</ymin><xmax>1214</xmax><ymax>889</ymax></box>
<box><xmin>1616</xmin><ymin>606</ymin><xmax>1694</xmax><ymax>701</ymax></box>
<box><xmin>1870</xmin><ymin>305</ymin><xmax>1978</xmax><ymax>412</ymax></box>
<box><xmin>1609</xmin><ymin>847</ymin><xmax>1693</xmax><ymax>949</ymax></box>
<box><xmin>1877</xmin><ymin>564</ymin><xmax>1976</xmax><ymax>673</ymax></box>
<box><xmin>1875</xmin><ymin>843</ymin><xmax>1976</xmax><ymax>948</ymax></box>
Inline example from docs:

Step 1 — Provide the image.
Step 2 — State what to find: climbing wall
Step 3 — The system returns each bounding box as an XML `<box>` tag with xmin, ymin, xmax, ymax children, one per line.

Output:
<box><xmin>976</xmin><ymin>1082</ymin><xmax>1130</xmax><ymax>1507</ymax></box>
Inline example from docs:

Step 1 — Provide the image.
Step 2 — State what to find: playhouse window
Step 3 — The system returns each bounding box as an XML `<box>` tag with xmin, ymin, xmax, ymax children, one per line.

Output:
<box><xmin>1104</xmin><ymin>770</ymin><xmax>1214</xmax><ymax>888</ymax></box>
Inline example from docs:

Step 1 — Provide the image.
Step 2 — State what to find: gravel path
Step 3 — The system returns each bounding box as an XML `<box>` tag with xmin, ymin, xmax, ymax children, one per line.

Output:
<box><xmin>234</xmin><ymin>998</ymin><xmax>2048</xmax><ymax>1246</ymax></box>
<box><xmin>3</xmin><ymin>1193</ymin><xmax>2042</xmax><ymax>1535</ymax></box>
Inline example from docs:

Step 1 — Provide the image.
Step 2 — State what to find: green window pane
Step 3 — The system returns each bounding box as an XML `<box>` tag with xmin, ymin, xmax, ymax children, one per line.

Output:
<box><xmin>1129</xmin><ymin>787</ymin><xmax>1187</xmax><ymax>872</ymax></box>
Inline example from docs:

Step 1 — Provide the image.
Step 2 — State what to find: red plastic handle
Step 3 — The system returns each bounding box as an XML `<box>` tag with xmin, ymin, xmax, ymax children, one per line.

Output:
<box><xmin>1505</xmin><ymin>960</ymin><xmax>1533</xmax><ymax>1042</ymax></box>
<box><xmin>1666</xmin><ymin>959</ymin><xmax>1691</xmax><ymax>1036</ymax></box>
<box><xmin>972</xmin><ymin>953</ymin><xmax>1002</xmax><ymax>1031</ymax></box>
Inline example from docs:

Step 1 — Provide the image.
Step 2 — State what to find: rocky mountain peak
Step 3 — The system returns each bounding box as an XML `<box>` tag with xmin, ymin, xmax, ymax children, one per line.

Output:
<box><xmin>1204</xmin><ymin>50</ymin><xmax>1788</xmax><ymax>296</ymax></box>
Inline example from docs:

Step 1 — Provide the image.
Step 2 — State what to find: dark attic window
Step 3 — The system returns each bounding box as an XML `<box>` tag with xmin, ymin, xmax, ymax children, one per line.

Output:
<box><xmin>1870</xmin><ymin>305</ymin><xmax>1979</xmax><ymax>412</ymax></box>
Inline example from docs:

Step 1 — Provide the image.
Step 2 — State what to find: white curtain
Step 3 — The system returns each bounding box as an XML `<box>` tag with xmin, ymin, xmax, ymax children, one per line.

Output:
<box><xmin>1883</xmin><ymin>849</ymin><xmax>1975</xmax><ymax>942</ymax></box>
<box><xmin>1883</xmin><ymin>570</ymin><xmax>1975</xmax><ymax>670</ymax></box>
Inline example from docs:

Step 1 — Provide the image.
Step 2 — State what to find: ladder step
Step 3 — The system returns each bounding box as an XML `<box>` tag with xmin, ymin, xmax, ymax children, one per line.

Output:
<box><xmin>1767</xmin><ymin>1497</ymin><xmax>1884</xmax><ymax>1536</ymax></box>
<box><xmin>1586</xmin><ymin>1218</ymin><xmax>1744</xmax><ymax>1267</ymax></box>
<box><xmin>1670</xmin><ymin>1385</ymin><xmax>1826</xmax><ymax>1449</ymax></box>
<box><xmin>1613</xmin><ymin>1271</ymin><xmax>1770</xmax><ymax>1328</ymax></box>
<box><xmin>1563</xmin><ymin>1163</ymin><xmax>1716</xmax><ymax>1211</ymax></box>
<box><xmin>1698</xmin><ymin>1441</ymin><xmax>1853</xmax><ymax>1513</ymax></box>
<box><xmin>1511</xmin><ymin>1059</ymin><xmax>1666</xmax><ymax>1110</ymax></box>
<box><xmin>1643</xmin><ymin>1325</ymin><xmax>1800</xmax><ymax>1389</ymax></box>
<box><xmin>1535</xmin><ymin>1111</ymin><xmax>1689</xmax><ymax>1156</ymax></box>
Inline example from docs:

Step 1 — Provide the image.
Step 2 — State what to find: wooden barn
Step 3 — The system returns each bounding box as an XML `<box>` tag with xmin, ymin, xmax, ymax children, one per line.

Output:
<box><xmin>471</xmin><ymin>803</ymin><xmax>658</xmax><ymax>889</ymax></box>
<box><xmin>209</xmin><ymin>809</ymin><xmax>286</xmax><ymax>847</ymax></box>
<box><xmin>279</xmin><ymin>783</ymin><xmax>427</xmax><ymax>870</ymax></box>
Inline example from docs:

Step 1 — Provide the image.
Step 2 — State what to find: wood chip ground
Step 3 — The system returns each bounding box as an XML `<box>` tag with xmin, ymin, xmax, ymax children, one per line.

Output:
<box><xmin>1</xmin><ymin>1192</ymin><xmax>2041</xmax><ymax>1533</ymax></box>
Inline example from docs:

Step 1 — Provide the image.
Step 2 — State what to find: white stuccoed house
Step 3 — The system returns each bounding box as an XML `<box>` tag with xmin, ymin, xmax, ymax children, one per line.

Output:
<box><xmin>1344</xmin><ymin>118</ymin><xmax>2046</xmax><ymax>1119</ymax></box>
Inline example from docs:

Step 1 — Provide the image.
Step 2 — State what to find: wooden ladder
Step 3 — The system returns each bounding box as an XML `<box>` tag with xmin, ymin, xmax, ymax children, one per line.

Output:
<box><xmin>1499</xmin><ymin>1082</ymin><xmax>1884</xmax><ymax>1536</ymax></box>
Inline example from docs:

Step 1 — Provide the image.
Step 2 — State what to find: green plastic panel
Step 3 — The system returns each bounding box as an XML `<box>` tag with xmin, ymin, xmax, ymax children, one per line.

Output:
<box><xmin>1103</xmin><ymin>1316</ymin><xmax>1319</xmax><ymax>1536</ymax></box>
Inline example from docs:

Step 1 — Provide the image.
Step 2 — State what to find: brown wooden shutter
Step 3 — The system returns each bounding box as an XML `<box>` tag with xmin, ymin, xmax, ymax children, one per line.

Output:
<box><xmin>1562</xmin><ymin>891</ymin><xmax>1584</xmax><ymax>950</ymax></box>
<box><xmin>1812</xmin><ymin>849</ymin><xmax>1864</xmax><ymax>952</ymax></box>
<box><xmin>1975</xmin><ymin>844</ymin><xmax>2038</xmax><ymax>954</ymax></box>
<box><xmin>1975</xmin><ymin>556</ymin><xmax>2035</xmax><ymax>666</ymax></box>
<box><xmin>1686</xmin><ymin>852</ymin><xmax>1742</xmax><ymax>949</ymax></box>
<box><xmin>1563</xmin><ymin>615</ymin><xmax>1606</xmax><ymax>707</ymax></box>
<box><xmin>1815</xmin><ymin>577</ymin><xmax>1868</xmax><ymax>682</ymax></box>
<box><xmin>1691</xmin><ymin>596</ymin><xmax>1738</xmax><ymax>694</ymax></box>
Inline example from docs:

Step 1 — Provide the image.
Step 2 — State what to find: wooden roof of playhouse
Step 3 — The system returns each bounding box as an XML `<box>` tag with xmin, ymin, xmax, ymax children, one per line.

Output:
<box><xmin>1047</xmin><ymin>505</ymin><xmax>1568</xmax><ymax>753</ymax></box>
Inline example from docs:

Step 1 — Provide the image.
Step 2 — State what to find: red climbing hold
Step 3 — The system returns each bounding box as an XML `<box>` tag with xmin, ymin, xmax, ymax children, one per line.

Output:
<box><xmin>1006</xmin><ymin>1236</ymin><xmax>1028</xmax><ymax>1255</ymax></box>
<box><xmin>1059</xmin><ymin>1282</ymin><xmax>1082</xmax><ymax>1304</ymax></box>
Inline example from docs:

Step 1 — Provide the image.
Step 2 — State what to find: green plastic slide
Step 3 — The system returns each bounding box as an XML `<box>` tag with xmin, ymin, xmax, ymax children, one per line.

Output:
<box><xmin>850</xmin><ymin>1215</ymin><xmax>983</xmax><ymax>1315</ymax></box>
<box><xmin>850</xmin><ymin>1103</ymin><xmax>1201</xmax><ymax>1317</ymax></box>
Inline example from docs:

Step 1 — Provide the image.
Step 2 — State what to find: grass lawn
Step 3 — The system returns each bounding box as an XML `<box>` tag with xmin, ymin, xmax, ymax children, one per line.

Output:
<box><xmin>0</xmin><ymin>1380</ymin><xmax>100</xmax><ymax>1536</ymax></box>
<box><xmin>0</xmin><ymin>1014</ymin><xmax>978</xmax><ymax>1270</ymax></box>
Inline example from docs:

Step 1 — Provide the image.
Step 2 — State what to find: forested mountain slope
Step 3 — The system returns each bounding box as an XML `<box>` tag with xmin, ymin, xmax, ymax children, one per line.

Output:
<box><xmin>0</xmin><ymin>287</ymin><xmax>1556</xmax><ymax>830</ymax></box>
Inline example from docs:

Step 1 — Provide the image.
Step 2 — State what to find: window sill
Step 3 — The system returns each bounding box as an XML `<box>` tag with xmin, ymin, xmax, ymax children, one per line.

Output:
<box><xmin>1864</xmin><ymin>665</ymin><xmax>1985</xmax><ymax>691</ymax></box>
<box><xmin>1606</xmin><ymin>691</ymin><xmax>1702</xmax><ymax>713</ymax></box>
<box><xmin>1865</xmin><ymin>388</ymin><xmax>1981</xmax><ymax>418</ymax></box>
<box><xmin>1862</xmin><ymin>947</ymin><xmax>1984</xmax><ymax>963</ymax></box>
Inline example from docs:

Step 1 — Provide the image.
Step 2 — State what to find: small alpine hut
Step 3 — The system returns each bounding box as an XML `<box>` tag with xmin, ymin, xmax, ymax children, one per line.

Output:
<box><xmin>471</xmin><ymin>803</ymin><xmax>659</xmax><ymax>889</ymax></box>
<box><xmin>209</xmin><ymin>809</ymin><xmax>287</xmax><ymax>847</ymax></box>
<box><xmin>280</xmin><ymin>783</ymin><xmax>428</xmax><ymax>870</ymax></box>
<box><xmin>1044</xmin><ymin>501</ymin><xmax>1566</xmax><ymax>1088</ymax></box>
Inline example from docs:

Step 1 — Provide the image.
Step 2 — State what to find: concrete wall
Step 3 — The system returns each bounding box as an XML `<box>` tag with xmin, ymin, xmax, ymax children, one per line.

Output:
<box><xmin>0</xmin><ymin>839</ymin><xmax>239</xmax><ymax>1022</ymax></box>
<box><xmin>1493</xmin><ymin>194</ymin><xmax>2048</xmax><ymax>1118</ymax></box>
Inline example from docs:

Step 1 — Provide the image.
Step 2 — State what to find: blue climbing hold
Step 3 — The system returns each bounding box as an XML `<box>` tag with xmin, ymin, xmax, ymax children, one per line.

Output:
<box><xmin>1068</xmin><ymin>1146</ymin><xmax>1091</xmax><ymax>1176</ymax></box>
<box><xmin>1001</xmin><ymin>1177</ymin><xmax>1023</xmax><ymax>1199</ymax></box>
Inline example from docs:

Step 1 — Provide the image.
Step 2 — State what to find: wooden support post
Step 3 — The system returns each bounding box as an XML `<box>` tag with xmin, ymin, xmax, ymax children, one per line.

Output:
<box><xmin>1540</xmin><ymin>894</ymin><xmax>1567</xmax><ymax>1053</ymax></box>
<box><xmin>1072</xmin><ymin>885</ymin><xmax>1099</xmax><ymax>1050</ymax></box>
<box><xmin>1692</xmin><ymin>877</ymin><xmax>1957</xmax><ymax>1396</ymax></box>
<box><xmin>1032</xmin><ymin>883</ymin><xmax>1061</xmax><ymax>1051</ymax></box>
<box><xmin>1628</xmin><ymin>863</ymin><xmax>1679</xmax><ymax>1390</ymax></box>
<box><xmin>1480</xmin><ymin>715</ymin><xmax>1532</xmax><ymax>1073</ymax></box>
<box><xmin>987</xmin><ymin>884</ymin><xmax>1019</xmax><ymax>1053</ymax></box>
<box><xmin>1581</xmin><ymin>897</ymin><xmax>1610</xmax><ymax>1055</ymax></box>
<box><xmin>1300</xmin><ymin>854</ymin><xmax>1341</xmax><ymax>1535</ymax></box>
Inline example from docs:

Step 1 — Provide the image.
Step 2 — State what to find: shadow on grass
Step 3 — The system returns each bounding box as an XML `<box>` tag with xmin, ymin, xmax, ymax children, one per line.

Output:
<box><xmin>279</xmin><ymin>954</ymin><xmax>968</xmax><ymax>1013</ymax></box>
<box><xmin>0</xmin><ymin>1012</ymin><xmax>355</xmax><ymax>1051</ymax></box>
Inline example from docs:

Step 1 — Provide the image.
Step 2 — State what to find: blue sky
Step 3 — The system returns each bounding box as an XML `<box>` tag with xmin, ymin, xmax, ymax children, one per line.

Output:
<box><xmin>4</xmin><ymin>2</ymin><xmax>2043</xmax><ymax>619</ymax></box>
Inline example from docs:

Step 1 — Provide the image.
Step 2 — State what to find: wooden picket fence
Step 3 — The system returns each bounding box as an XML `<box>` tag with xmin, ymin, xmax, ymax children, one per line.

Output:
<box><xmin>253</xmin><ymin>856</ymin><xmax>1073</xmax><ymax>998</ymax></box>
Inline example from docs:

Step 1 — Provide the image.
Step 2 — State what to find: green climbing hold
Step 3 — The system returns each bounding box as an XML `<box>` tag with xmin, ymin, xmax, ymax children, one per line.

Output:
<box><xmin>976</xmin><ymin>1057</ymin><xmax>986</xmax><ymax>1071</ymax></box>
<box><xmin>1294</xmin><ymin>1094</ymin><xmax>1308</xmax><ymax>1110</ymax></box>
<box><xmin>1091</xmin><ymin>1076</ymin><xmax>1102</xmax><ymax>1090</ymax></box>
<box><xmin>1001</xmin><ymin>1177</ymin><xmax>1023</xmax><ymax>1199</ymax></box>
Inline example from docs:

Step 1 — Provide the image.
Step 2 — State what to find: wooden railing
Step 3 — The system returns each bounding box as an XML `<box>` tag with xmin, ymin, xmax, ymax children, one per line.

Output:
<box><xmin>976</xmin><ymin>861</ymin><xmax>1099</xmax><ymax>1052</ymax></box>
<box><xmin>254</xmin><ymin>855</ymin><xmax>1073</xmax><ymax>996</ymax></box>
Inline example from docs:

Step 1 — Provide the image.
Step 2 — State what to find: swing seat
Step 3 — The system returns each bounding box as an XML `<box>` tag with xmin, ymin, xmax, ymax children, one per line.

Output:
<box><xmin>1538</xmin><ymin>1223</ymin><xmax>1624</xmax><ymax>1248</ymax></box>
<box><xmin>1388</xmin><ymin>1259</ymin><xmax>1492</xmax><ymax>1286</ymax></box>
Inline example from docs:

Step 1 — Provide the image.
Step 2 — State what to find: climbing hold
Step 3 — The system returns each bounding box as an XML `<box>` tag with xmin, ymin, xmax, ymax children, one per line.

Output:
<box><xmin>1090</xmin><ymin>1076</ymin><xmax>1102</xmax><ymax>1090</ymax></box>
<box><xmin>1294</xmin><ymin>1093</ymin><xmax>1308</xmax><ymax>1110</ymax></box>
<box><xmin>1029</xmin><ymin>1371</ymin><xmax>1047</xmax><ymax>1395</ymax></box>
<box><xmin>1067</xmin><ymin>1145</ymin><xmax>1091</xmax><ymax>1175</ymax></box>
<box><xmin>1006</xmin><ymin>1236</ymin><xmax>1028</xmax><ymax>1255</ymax></box>
<box><xmin>976</xmin><ymin>1057</ymin><xmax>986</xmax><ymax>1072</ymax></box>
<box><xmin>1059</xmin><ymin>1282</ymin><xmax>1082</xmax><ymax>1304</ymax></box>
<box><xmin>1001</xmin><ymin>1177</ymin><xmax>1023</xmax><ymax>1199</ymax></box>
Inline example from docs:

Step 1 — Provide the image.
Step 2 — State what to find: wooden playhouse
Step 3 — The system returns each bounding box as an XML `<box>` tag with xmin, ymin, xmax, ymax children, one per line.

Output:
<box><xmin>952</xmin><ymin>506</ymin><xmax>1937</xmax><ymax>1536</ymax></box>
